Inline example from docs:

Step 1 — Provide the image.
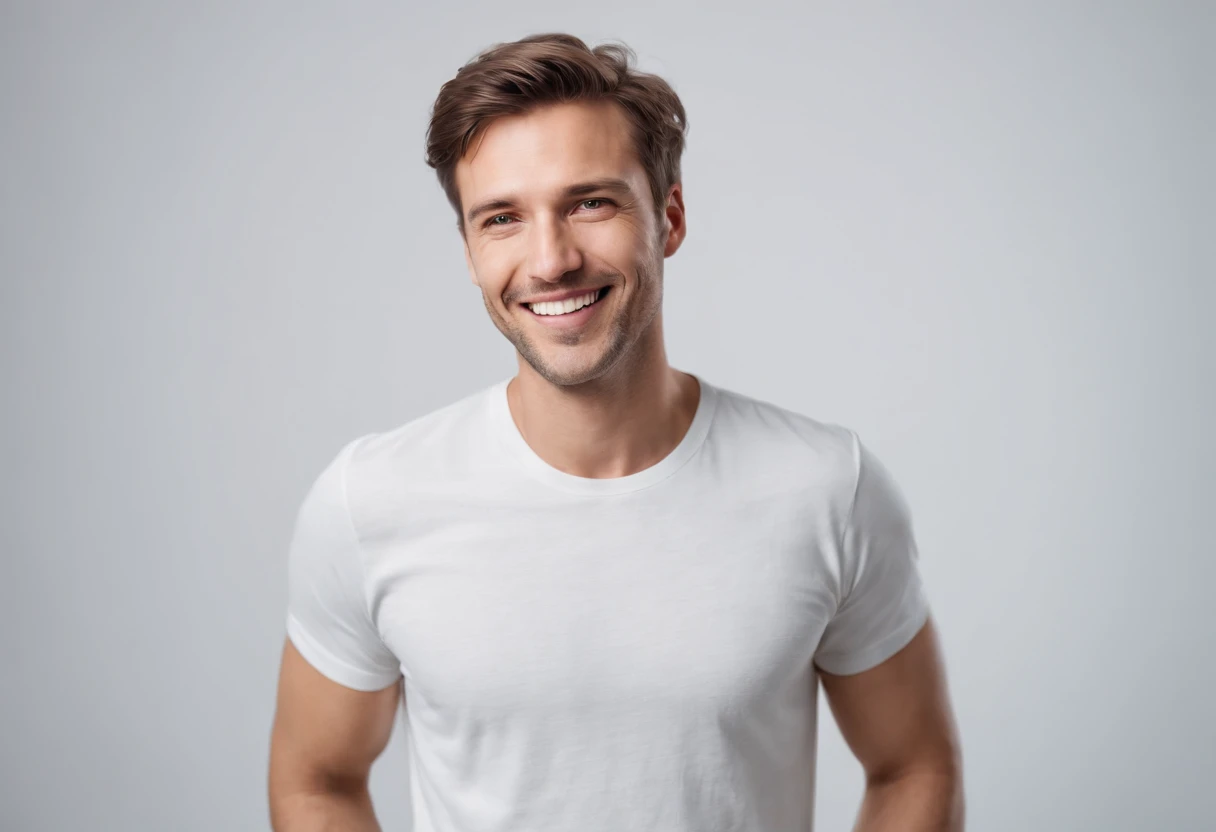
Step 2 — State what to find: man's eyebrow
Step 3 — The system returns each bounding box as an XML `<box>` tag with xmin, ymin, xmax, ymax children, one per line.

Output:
<box><xmin>465</xmin><ymin>178</ymin><xmax>635</xmax><ymax>226</ymax></box>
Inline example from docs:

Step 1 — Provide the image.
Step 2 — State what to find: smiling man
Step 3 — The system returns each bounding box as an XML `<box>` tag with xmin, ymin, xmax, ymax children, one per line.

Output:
<box><xmin>268</xmin><ymin>33</ymin><xmax>964</xmax><ymax>832</ymax></box>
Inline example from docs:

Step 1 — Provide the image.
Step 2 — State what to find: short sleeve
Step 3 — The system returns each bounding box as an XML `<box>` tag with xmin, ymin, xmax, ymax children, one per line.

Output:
<box><xmin>814</xmin><ymin>434</ymin><xmax>930</xmax><ymax>676</ymax></box>
<box><xmin>285</xmin><ymin>437</ymin><xmax>402</xmax><ymax>691</ymax></box>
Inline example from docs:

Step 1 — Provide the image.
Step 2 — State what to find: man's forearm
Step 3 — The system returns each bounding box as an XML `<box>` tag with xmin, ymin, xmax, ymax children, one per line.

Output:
<box><xmin>270</xmin><ymin>786</ymin><xmax>382</xmax><ymax>832</ymax></box>
<box><xmin>854</xmin><ymin>767</ymin><xmax>964</xmax><ymax>832</ymax></box>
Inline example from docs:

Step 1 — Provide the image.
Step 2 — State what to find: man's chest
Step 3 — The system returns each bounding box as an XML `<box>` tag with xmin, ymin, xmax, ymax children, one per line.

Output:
<box><xmin>364</xmin><ymin>495</ymin><xmax>840</xmax><ymax>719</ymax></box>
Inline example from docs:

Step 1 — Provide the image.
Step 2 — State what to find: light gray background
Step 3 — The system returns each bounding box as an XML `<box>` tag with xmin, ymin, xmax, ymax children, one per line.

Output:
<box><xmin>2</xmin><ymin>1</ymin><xmax>1212</xmax><ymax>830</ymax></box>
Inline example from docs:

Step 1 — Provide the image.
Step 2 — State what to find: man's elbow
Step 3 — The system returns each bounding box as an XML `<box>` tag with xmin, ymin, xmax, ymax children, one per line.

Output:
<box><xmin>865</xmin><ymin>750</ymin><xmax>965</xmax><ymax>830</ymax></box>
<box><xmin>268</xmin><ymin>752</ymin><xmax>375</xmax><ymax>830</ymax></box>
<box><xmin>268</xmin><ymin>780</ymin><xmax>377</xmax><ymax>832</ymax></box>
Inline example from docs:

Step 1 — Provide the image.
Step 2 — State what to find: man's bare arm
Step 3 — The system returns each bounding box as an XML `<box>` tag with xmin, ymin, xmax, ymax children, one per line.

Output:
<box><xmin>818</xmin><ymin>617</ymin><xmax>964</xmax><ymax>832</ymax></box>
<box><xmin>268</xmin><ymin>639</ymin><xmax>401</xmax><ymax>831</ymax></box>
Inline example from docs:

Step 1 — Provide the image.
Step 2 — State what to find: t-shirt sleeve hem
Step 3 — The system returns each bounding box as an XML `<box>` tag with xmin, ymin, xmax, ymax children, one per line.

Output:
<box><xmin>286</xmin><ymin>613</ymin><xmax>401</xmax><ymax>692</ymax></box>
<box><xmin>814</xmin><ymin>600</ymin><xmax>931</xmax><ymax>677</ymax></box>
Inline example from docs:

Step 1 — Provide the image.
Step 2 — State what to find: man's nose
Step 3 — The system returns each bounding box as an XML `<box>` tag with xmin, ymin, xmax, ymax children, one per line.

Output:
<box><xmin>526</xmin><ymin>215</ymin><xmax>583</xmax><ymax>283</ymax></box>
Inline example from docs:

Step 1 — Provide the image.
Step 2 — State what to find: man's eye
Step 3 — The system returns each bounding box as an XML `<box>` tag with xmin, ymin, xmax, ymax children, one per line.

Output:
<box><xmin>485</xmin><ymin>201</ymin><xmax>609</xmax><ymax>228</ymax></box>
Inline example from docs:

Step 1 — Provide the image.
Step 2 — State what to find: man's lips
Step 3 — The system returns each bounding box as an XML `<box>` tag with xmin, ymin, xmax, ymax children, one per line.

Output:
<box><xmin>519</xmin><ymin>285</ymin><xmax>611</xmax><ymax>306</ymax></box>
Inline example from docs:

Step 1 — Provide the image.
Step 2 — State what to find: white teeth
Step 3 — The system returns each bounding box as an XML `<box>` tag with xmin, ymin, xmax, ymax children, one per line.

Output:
<box><xmin>529</xmin><ymin>290</ymin><xmax>600</xmax><ymax>316</ymax></box>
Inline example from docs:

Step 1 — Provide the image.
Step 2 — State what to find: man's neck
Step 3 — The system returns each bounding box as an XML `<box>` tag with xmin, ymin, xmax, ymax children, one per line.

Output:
<box><xmin>506</xmin><ymin>342</ymin><xmax>701</xmax><ymax>481</ymax></box>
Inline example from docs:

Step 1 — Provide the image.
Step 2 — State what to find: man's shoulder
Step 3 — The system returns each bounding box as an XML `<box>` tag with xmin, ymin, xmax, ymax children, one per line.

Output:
<box><xmin>362</xmin><ymin>382</ymin><xmax>497</xmax><ymax>453</ymax></box>
<box><xmin>332</xmin><ymin>380</ymin><xmax>504</xmax><ymax>494</ymax></box>
<box><xmin>709</xmin><ymin>380</ymin><xmax>859</xmax><ymax>470</ymax></box>
<box><xmin>694</xmin><ymin>379</ymin><xmax>864</xmax><ymax>515</ymax></box>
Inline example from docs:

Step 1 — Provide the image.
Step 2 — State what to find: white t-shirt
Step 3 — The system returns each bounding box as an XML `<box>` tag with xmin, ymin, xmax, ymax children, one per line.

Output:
<box><xmin>285</xmin><ymin>374</ymin><xmax>930</xmax><ymax>832</ymax></box>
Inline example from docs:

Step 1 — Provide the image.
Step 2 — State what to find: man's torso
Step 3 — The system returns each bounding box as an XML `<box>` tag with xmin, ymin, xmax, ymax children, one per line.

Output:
<box><xmin>342</xmin><ymin>377</ymin><xmax>858</xmax><ymax>830</ymax></box>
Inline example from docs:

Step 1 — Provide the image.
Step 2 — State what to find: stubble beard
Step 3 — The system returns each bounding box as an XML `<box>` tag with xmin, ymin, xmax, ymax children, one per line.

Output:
<box><xmin>484</xmin><ymin>249</ymin><xmax>665</xmax><ymax>389</ymax></box>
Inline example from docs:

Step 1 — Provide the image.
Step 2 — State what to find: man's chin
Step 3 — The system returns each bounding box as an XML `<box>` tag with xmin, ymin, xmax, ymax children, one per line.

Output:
<box><xmin>522</xmin><ymin>357</ymin><xmax>607</xmax><ymax>388</ymax></box>
<box><xmin>502</xmin><ymin>310</ymin><xmax>631</xmax><ymax>387</ymax></box>
<box><xmin>514</xmin><ymin>341</ymin><xmax>622</xmax><ymax>388</ymax></box>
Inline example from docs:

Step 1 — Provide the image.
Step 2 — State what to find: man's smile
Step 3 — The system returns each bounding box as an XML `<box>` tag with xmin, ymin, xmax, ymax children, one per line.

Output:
<box><xmin>522</xmin><ymin>286</ymin><xmax>612</xmax><ymax>327</ymax></box>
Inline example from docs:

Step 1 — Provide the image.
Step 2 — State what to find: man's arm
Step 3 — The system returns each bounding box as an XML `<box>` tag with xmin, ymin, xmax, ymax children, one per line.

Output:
<box><xmin>818</xmin><ymin>617</ymin><xmax>964</xmax><ymax>832</ymax></box>
<box><xmin>268</xmin><ymin>638</ymin><xmax>401</xmax><ymax>831</ymax></box>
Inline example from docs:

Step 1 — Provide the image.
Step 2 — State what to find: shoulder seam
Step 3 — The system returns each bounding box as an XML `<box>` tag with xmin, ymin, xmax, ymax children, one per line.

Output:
<box><xmin>338</xmin><ymin>435</ymin><xmax>380</xmax><ymax>633</ymax></box>
<box><xmin>836</xmin><ymin>428</ymin><xmax>864</xmax><ymax>601</ymax></box>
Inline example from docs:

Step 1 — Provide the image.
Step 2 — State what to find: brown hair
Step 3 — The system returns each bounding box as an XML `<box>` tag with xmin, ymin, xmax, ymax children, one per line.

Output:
<box><xmin>425</xmin><ymin>33</ymin><xmax>688</xmax><ymax>234</ymax></box>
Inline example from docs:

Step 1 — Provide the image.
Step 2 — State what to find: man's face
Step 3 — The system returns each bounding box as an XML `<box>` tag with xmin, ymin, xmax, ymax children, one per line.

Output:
<box><xmin>456</xmin><ymin>100</ymin><xmax>684</xmax><ymax>387</ymax></box>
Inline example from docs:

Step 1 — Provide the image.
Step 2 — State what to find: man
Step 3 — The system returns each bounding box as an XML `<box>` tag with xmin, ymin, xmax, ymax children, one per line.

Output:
<box><xmin>268</xmin><ymin>32</ymin><xmax>964</xmax><ymax>832</ymax></box>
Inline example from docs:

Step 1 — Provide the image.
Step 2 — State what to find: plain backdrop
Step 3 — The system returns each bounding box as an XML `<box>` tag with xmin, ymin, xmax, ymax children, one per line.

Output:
<box><xmin>2</xmin><ymin>1</ymin><xmax>1212</xmax><ymax>830</ymax></box>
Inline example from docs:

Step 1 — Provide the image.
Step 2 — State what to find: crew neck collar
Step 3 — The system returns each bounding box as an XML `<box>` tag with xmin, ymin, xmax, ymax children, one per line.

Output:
<box><xmin>487</xmin><ymin>373</ymin><xmax>718</xmax><ymax>496</ymax></box>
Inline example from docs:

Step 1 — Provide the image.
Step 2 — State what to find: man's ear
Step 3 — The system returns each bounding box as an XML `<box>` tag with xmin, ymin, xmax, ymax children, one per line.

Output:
<box><xmin>661</xmin><ymin>183</ymin><xmax>687</xmax><ymax>259</ymax></box>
